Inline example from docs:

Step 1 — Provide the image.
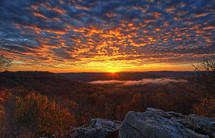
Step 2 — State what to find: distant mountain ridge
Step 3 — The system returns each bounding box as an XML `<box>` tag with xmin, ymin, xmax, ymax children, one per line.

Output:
<box><xmin>0</xmin><ymin>71</ymin><xmax>98</xmax><ymax>97</ymax></box>
<box><xmin>147</xmin><ymin>71</ymin><xmax>198</xmax><ymax>77</ymax></box>
<box><xmin>59</xmin><ymin>71</ymin><xmax>198</xmax><ymax>82</ymax></box>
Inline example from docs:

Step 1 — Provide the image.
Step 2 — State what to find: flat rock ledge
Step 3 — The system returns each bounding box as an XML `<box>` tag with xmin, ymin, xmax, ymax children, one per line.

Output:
<box><xmin>72</xmin><ymin>108</ymin><xmax>215</xmax><ymax>138</ymax></box>
<box><xmin>71</xmin><ymin>118</ymin><xmax>121</xmax><ymax>138</ymax></box>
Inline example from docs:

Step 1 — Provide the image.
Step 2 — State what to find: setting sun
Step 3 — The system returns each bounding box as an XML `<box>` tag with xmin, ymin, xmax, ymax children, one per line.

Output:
<box><xmin>108</xmin><ymin>70</ymin><xmax>117</xmax><ymax>74</ymax></box>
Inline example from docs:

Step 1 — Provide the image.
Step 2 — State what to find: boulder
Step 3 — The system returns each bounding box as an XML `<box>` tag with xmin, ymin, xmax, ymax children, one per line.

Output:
<box><xmin>185</xmin><ymin>128</ymin><xmax>209</xmax><ymax>138</ymax></box>
<box><xmin>119</xmin><ymin>110</ymin><xmax>190</xmax><ymax>138</ymax></box>
<box><xmin>176</xmin><ymin>114</ymin><xmax>215</xmax><ymax>137</ymax></box>
<box><xmin>119</xmin><ymin>108</ymin><xmax>214</xmax><ymax>138</ymax></box>
<box><xmin>72</xmin><ymin>118</ymin><xmax>121</xmax><ymax>138</ymax></box>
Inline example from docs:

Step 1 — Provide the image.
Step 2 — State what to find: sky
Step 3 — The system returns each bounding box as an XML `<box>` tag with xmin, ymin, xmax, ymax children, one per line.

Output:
<box><xmin>0</xmin><ymin>0</ymin><xmax>215</xmax><ymax>72</ymax></box>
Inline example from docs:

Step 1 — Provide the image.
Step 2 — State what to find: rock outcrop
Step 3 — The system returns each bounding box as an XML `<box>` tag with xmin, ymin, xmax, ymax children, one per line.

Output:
<box><xmin>119</xmin><ymin>108</ymin><xmax>215</xmax><ymax>138</ymax></box>
<box><xmin>72</xmin><ymin>118</ymin><xmax>121</xmax><ymax>138</ymax></box>
<box><xmin>72</xmin><ymin>108</ymin><xmax>215</xmax><ymax>138</ymax></box>
<box><xmin>119</xmin><ymin>109</ymin><xmax>189</xmax><ymax>138</ymax></box>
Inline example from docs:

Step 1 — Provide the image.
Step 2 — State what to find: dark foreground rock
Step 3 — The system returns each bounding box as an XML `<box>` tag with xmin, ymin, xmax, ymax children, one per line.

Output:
<box><xmin>72</xmin><ymin>108</ymin><xmax>215</xmax><ymax>138</ymax></box>
<box><xmin>119</xmin><ymin>108</ymin><xmax>215</xmax><ymax>138</ymax></box>
<box><xmin>119</xmin><ymin>109</ymin><xmax>189</xmax><ymax>138</ymax></box>
<box><xmin>72</xmin><ymin>118</ymin><xmax>121</xmax><ymax>138</ymax></box>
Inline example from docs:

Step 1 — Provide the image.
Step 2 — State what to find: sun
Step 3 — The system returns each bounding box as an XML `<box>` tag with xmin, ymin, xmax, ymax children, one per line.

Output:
<box><xmin>105</xmin><ymin>67</ymin><xmax>120</xmax><ymax>74</ymax></box>
<box><xmin>108</xmin><ymin>70</ymin><xmax>117</xmax><ymax>74</ymax></box>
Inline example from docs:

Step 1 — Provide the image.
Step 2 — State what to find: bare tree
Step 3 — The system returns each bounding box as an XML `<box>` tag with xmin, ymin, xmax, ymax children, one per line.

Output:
<box><xmin>193</xmin><ymin>55</ymin><xmax>215</xmax><ymax>94</ymax></box>
<box><xmin>0</xmin><ymin>49</ymin><xmax>11</xmax><ymax>71</ymax></box>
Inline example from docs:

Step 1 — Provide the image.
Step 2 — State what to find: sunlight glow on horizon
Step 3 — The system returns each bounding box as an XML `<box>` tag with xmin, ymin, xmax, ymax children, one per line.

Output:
<box><xmin>7</xmin><ymin>61</ymin><xmax>195</xmax><ymax>73</ymax></box>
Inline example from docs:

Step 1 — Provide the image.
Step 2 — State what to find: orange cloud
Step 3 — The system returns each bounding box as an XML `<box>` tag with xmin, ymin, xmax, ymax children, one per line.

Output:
<box><xmin>33</xmin><ymin>12</ymin><xmax>49</xmax><ymax>19</ymax></box>
<box><xmin>192</xmin><ymin>13</ymin><xmax>208</xmax><ymax>17</ymax></box>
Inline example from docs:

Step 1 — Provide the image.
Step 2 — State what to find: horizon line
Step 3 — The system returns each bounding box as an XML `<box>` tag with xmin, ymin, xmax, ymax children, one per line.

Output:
<box><xmin>1</xmin><ymin>70</ymin><xmax>198</xmax><ymax>74</ymax></box>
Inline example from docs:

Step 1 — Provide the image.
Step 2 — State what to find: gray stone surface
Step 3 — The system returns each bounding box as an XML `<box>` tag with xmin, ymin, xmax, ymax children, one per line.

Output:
<box><xmin>177</xmin><ymin>114</ymin><xmax>215</xmax><ymax>138</ymax></box>
<box><xmin>119</xmin><ymin>110</ymin><xmax>190</xmax><ymax>138</ymax></box>
<box><xmin>72</xmin><ymin>118</ymin><xmax>121</xmax><ymax>138</ymax></box>
<box><xmin>72</xmin><ymin>108</ymin><xmax>215</xmax><ymax>138</ymax></box>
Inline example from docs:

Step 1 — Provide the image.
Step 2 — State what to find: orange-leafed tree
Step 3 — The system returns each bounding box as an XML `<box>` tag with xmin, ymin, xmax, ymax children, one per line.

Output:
<box><xmin>0</xmin><ymin>89</ymin><xmax>23</xmax><ymax>137</ymax></box>
<box><xmin>17</xmin><ymin>93</ymin><xmax>76</xmax><ymax>137</ymax></box>
<box><xmin>116</xmin><ymin>98</ymin><xmax>139</xmax><ymax>120</ymax></box>
<box><xmin>193</xmin><ymin>96</ymin><xmax>215</xmax><ymax>117</ymax></box>
<box><xmin>0</xmin><ymin>89</ymin><xmax>75</xmax><ymax>137</ymax></box>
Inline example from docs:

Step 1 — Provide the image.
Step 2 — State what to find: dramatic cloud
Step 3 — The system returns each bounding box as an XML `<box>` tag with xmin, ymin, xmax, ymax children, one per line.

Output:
<box><xmin>0</xmin><ymin>0</ymin><xmax>215</xmax><ymax>72</ymax></box>
<box><xmin>89</xmin><ymin>78</ymin><xmax>188</xmax><ymax>86</ymax></box>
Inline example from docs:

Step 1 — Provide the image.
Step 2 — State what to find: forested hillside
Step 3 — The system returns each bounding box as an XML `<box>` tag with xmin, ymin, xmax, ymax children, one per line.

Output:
<box><xmin>0</xmin><ymin>71</ymin><xmax>213</xmax><ymax>137</ymax></box>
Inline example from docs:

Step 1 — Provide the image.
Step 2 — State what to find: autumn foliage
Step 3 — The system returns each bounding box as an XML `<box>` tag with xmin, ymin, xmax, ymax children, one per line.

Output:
<box><xmin>193</xmin><ymin>96</ymin><xmax>215</xmax><ymax>117</ymax></box>
<box><xmin>0</xmin><ymin>89</ymin><xmax>75</xmax><ymax>137</ymax></box>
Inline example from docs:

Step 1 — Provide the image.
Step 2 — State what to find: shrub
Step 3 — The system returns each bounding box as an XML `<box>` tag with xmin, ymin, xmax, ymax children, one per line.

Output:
<box><xmin>193</xmin><ymin>96</ymin><xmax>215</xmax><ymax>117</ymax></box>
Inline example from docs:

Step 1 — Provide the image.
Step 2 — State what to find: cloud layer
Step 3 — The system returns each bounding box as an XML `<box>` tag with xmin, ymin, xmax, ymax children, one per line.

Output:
<box><xmin>0</xmin><ymin>0</ymin><xmax>215</xmax><ymax>71</ymax></box>
<box><xmin>89</xmin><ymin>78</ymin><xmax>188</xmax><ymax>86</ymax></box>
